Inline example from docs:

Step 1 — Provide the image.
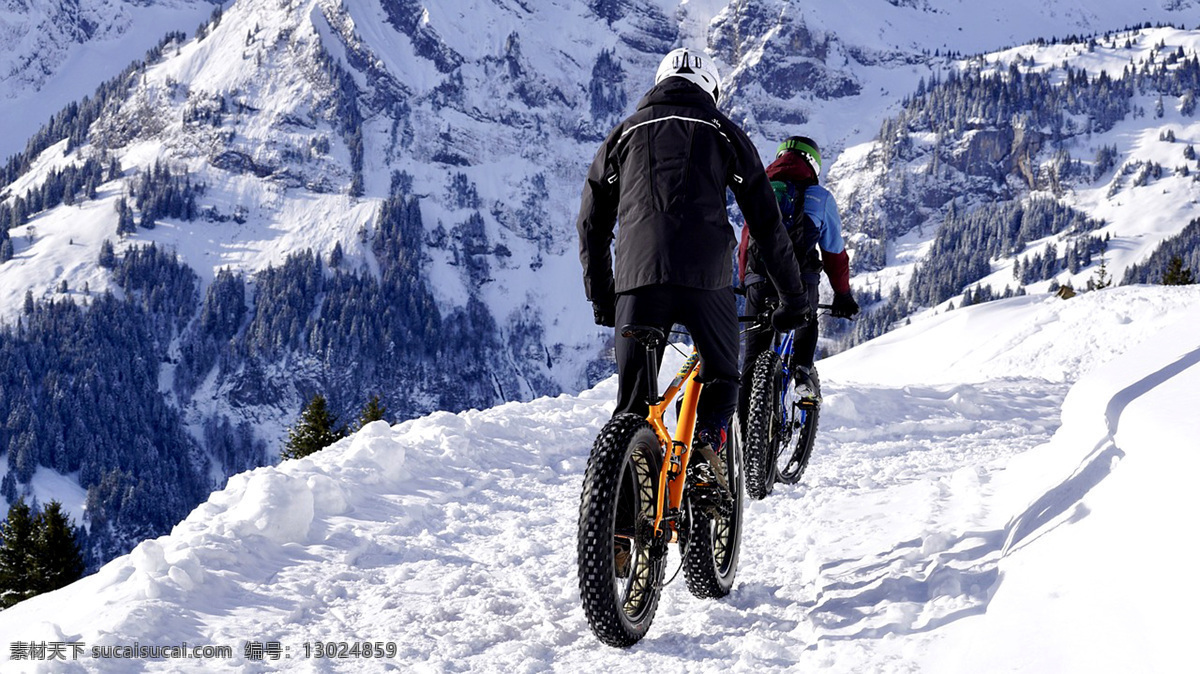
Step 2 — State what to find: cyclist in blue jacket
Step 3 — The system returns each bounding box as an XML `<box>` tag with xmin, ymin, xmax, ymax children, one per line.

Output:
<box><xmin>738</xmin><ymin>135</ymin><xmax>859</xmax><ymax>414</ymax></box>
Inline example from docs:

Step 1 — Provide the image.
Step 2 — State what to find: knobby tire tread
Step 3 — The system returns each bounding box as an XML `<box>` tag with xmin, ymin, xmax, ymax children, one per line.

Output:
<box><xmin>682</xmin><ymin>423</ymin><xmax>743</xmax><ymax>599</ymax></box>
<box><xmin>743</xmin><ymin>351</ymin><xmax>783</xmax><ymax>500</ymax></box>
<box><xmin>777</xmin><ymin>367</ymin><xmax>821</xmax><ymax>484</ymax></box>
<box><xmin>578</xmin><ymin>413</ymin><xmax>663</xmax><ymax>647</ymax></box>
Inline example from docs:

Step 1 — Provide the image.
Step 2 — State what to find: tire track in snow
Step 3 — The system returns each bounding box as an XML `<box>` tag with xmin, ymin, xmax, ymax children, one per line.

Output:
<box><xmin>720</xmin><ymin>378</ymin><xmax>1068</xmax><ymax>665</ymax></box>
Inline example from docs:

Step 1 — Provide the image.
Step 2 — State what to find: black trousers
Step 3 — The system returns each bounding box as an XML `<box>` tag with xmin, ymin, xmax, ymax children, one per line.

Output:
<box><xmin>738</xmin><ymin>280</ymin><xmax>819</xmax><ymax>418</ymax></box>
<box><xmin>613</xmin><ymin>285</ymin><xmax>739</xmax><ymax>429</ymax></box>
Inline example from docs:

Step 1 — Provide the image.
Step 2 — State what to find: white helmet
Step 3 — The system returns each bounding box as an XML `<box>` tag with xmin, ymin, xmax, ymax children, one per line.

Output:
<box><xmin>655</xmin><ymin>48</ymin><xmax>721</xmax><ymax>104</ymax></box>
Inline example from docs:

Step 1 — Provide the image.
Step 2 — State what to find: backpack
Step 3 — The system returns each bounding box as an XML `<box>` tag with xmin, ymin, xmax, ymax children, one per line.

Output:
<box><xmin>738</xmin><ymin>178</ymin><xmax>820</xmax><ymax>285</ymax></box>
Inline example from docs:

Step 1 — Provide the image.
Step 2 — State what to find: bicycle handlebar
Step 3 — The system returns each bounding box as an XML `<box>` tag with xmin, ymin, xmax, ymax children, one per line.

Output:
<box><xmin>737</xmin><ymin>303</ymin><xmax>835</xmax><ymax>324</ymax></box>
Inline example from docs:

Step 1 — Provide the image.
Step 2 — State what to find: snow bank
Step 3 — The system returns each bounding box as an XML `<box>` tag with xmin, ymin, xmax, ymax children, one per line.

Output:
<box><xmin>823</xmin><ymin>285</ymin><xmax>1200</xmax><ymax>386</ymax></box>
<box><xmin>919</xmin><ymin>288</ymin><xmax>1200</xmax><ymax>673</ymax></box>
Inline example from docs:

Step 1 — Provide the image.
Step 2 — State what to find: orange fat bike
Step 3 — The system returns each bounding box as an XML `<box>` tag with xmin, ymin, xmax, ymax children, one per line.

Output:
<box><xmin>577</xmin><ymin>324</ymin><xmax>744</xmax><ymax>647</ymax></box>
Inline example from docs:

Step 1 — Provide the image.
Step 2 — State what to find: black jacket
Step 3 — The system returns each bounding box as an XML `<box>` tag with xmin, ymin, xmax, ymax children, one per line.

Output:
<box><xmin>576</xmin><ymin>78</ymin><xmax>804</xmax><ymax>304</ymax></box>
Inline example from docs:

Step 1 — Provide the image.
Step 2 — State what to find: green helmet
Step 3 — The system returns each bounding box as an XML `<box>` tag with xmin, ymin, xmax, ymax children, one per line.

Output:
<box><xmin>776</xmin><ymin>135</ymin><xmax>821</xmax><ymax>174</ymax></box>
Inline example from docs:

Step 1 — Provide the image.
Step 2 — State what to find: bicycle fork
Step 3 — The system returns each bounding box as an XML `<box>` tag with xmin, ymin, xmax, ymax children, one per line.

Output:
<box><xmin>775</xmin><ymin>329</ymin><xmax>796</xmax><ymax>433</ymax></box>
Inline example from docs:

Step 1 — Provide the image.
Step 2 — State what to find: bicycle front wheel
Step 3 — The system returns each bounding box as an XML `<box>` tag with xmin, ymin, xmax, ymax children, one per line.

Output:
<box><xmin>578</xmin><ymin>413</ymin><xmax>665</xmax><ymax>647</ymax></box>
<box><xmin>683</xmin><ymin>420</ymin><xmax>744</xmax><ymax>598</ymax></box>
<box><xmin>777</xmin><ymin>367</ymin><xmax>821</xmax><ymax>484</ymax></box>
<box><xmin>743</xmin><ymin>350</ymin><xmax>784</xmax><ymax>500</ymax></box>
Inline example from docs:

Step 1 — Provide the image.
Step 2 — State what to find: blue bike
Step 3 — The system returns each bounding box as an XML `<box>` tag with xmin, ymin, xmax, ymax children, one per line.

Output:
<box><xmin>740</xmin><ymin>303</ymin><xmax>826</xmax><ymax>500</ymax></box>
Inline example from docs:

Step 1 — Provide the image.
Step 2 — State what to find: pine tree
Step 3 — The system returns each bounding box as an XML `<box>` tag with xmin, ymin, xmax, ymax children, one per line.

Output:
<box><xmin>98</xmin><ymin>239</ymin><xmax>116</xmax><ymax>267</ymax></box>
<box><xmin>115</xmin><ymin>198</ymin><xmax>136</xmax><ymax>235</ymax></box>
<box><xmin>31</xmin><ymin>501</ymin><xmax>85</xmax><ymax>595</ymax></box>
<box><xmin>281</xmin><ymin>394</ymin><xmax>345</xmax><ymax>460</ymax></box>
<box><xmin>1088</xmin><ymin>253</ymin><xmax>1112</xmax><ymax>290</ymax></box>
<box><xmin>1162</xmin><ymin>255</ymin><xmax>1196</xmax><ymax>285</ymax></box>
<box><xmin>357</xmin><ymin>394</ymin><xmax>388</xmax><ymax>430</ymax></box>
<box><xmin>0</xmin><ymin>500</ymin><xmax>38</xmax><ymax>608</ymax></box>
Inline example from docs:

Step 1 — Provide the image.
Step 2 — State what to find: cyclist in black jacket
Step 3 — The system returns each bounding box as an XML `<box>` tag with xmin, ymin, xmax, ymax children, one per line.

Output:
<box><xmin>576</xmin><ymin>48</ymin><xmax>809</xmax><ymax>482</ymax></box>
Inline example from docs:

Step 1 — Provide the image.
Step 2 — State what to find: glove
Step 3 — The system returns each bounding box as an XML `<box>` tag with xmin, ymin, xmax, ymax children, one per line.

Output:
<box><xmin>831</xmin><ymin>291</ymin><xmax>859</xmax><ymax>319</ymax></box>
<box><xmin>592</xmin><ymin>301</ymin><xmax>615</xmax><ymax>328</ymax></box>
<box><xmin>771</xmin><ymin>294</ymin><xmax>811</xmax><ymax>332</ymax></box>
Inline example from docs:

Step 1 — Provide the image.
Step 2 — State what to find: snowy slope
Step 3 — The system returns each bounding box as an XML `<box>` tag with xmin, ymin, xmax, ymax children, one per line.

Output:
<box><xmin>0</xmin><ymin>0</ymin><xmax>218</xmax><ymax>160</ymax></box>
<box><xmin>919</xmin><ymin>289</ymin><xmax>1200</xmax><ymax>672</ymax></box>
<box><xmin>1</xmin><ymin>283</ymin><xmax>1196</xmax><ymax>672</ymax></box>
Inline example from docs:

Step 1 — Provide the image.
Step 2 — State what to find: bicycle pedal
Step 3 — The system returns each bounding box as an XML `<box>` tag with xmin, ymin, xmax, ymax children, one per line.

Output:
<box><xmin>688</xmin><ymin>482</ymin><xmax>734</xmax><ymax>518</ymax></box>
<box><xmin>687</xmin><ymin>466</ymin><xmax>724</xmax><ymax>492</ymax></box>
<box><xmin>795</xmin><ymin>396</ymin><xmax>820</xmax><ymax>409</ymax></box>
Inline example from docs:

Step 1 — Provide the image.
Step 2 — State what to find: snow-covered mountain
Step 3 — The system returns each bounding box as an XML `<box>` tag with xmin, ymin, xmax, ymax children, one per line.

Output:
<box><xmin>1</xmin><ymin>281</ymin><xmax>1196</xmax><ymax>671</ymax></box>
<box><xmin>3</xmin><ymin>0</ymin><xmax>1200</xmax><ymax>566</ymax></box>
<box><xmin>833</xmin><ymin>24</ymin><xmax>1200</xmax><ymax>346</ymax></box>
<box><xmin>0</xmin><ymin>0</ymin><xmax>220</xmax><ymax>159</ymax></box>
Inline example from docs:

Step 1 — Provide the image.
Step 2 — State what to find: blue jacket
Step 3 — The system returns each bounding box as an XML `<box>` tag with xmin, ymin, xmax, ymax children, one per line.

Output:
<box><xmin>802</xmin><ymin>184</ymin><xmax>846</xmax><ymax>255</ymax></box>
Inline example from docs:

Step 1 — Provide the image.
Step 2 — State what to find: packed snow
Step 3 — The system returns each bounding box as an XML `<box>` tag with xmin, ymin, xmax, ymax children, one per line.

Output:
<box><xmin>2</xmin><ymin>283</ymin><xmax>1196</xmax><ymax>672</ymax></box>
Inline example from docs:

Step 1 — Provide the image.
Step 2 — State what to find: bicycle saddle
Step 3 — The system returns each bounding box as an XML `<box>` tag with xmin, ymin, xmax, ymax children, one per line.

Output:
<box><xmin>620</xmin><ymin>324</ymin><xmax>666</xmax><ymax>347</ymax></box>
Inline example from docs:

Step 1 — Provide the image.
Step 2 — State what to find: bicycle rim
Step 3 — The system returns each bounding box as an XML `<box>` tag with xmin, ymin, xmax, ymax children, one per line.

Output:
<box><xmin>776</xmin><ymin>374</ymin><xmax>820</xmax><ymax>484</ymax></box>
<box><xmin>615</xmin><ymin>438</ymin><xmax>660</xmax><ymax>621</ymax></box>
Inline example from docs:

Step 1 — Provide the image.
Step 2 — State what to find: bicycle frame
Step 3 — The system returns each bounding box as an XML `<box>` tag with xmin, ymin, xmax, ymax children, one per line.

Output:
<box><xmin>771</xmin><ymin>328</ymin><xmax>798</xmax><ymax>436</ymax></box>
<box><xmin>643</xmin><ymin>347</ymin><xmax>703</xmax><ymax>540</ymax></box>
<box><xmin>580</xmin><ymin>325</ymin><xmax>747</xmax><ymax>647</ymax></box>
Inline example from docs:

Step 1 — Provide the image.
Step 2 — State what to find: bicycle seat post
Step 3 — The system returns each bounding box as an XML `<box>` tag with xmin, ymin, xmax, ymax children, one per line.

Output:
<box><xmin>620</xmin><ymin>324</ymin><xmax>666</xmax><ymax>406</ymax></box>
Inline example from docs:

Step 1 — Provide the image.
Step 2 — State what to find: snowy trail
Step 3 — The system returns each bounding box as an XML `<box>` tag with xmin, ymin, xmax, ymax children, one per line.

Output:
<box><xmin>3</xmin><ymin>287</ymin><xmax>1198</xmax><ymax>672</ymax></box>
<box><xmin>210</xmin><ymin>376</ymin><xmax>1066</xmax><ymax>672</ymax></box>
<box><xmin>724</xmin><ymin>380</ymin><xmax>1066</xmax><ymax>667</ymax></box>
<box><xmin>0</xmin><ymin>376</ymin><xmax>1067</xmax><ymax>673</ymax></box>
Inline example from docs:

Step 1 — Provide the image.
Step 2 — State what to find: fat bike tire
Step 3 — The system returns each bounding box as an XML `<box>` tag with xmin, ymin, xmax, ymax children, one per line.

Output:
<box><xmin>777</xmin><ymin>367</ymin><xmax>821</xmax><ymax>485</ymax></box>
<box><xmin>683</xmin><ymin>420</ymin><xmax>744</xmax><ymax>599</ymax></box>
<box><xmin>743</xmin><ymin>351</ymin><xmax>784</xmax><ymax>500</ymax></box>
<box><xmin>577</xmin><ymin>413</ymin><xmax>665</xmax><ymax>647</ymax></box>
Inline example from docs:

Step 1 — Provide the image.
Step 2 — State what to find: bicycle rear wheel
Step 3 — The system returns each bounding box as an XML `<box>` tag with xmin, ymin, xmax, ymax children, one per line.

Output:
<box><xmin>683</xmin><ymin>421</ymin><xmax>744</xmax><ymax>598</ymax></box>
<box><xmin>578</xmin><ymin>413</ymin><xmax>665</xmax><ymax>647</ymax></box>
<box><xmin>777</xmin><ymin>367</ymin><xmax>821</xmax><ymax>484</ymax></box>
<box><xmin>743</xmin><ymin>350</ymin><xmax>783</xmax><ymax>500</ymax></box>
